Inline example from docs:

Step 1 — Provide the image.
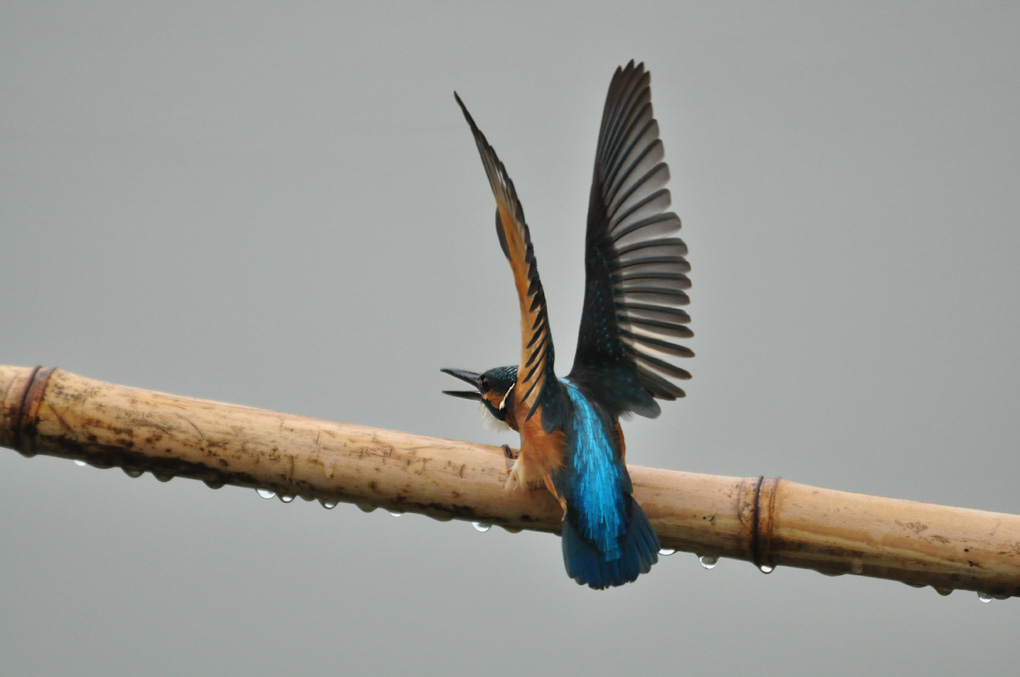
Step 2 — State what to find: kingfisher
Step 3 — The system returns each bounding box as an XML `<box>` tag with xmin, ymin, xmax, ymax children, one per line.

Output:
<box><xmin>443</xmin><ymin>61</ymin><xmax>692</xmax><ymax>589</ymax></box>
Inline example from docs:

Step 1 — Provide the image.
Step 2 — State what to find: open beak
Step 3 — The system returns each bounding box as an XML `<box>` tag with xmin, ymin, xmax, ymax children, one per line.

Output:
<box><xmin>440</xmin><ymin>368</ymin><xmax>483</xmax><ymax>400</ymax></box>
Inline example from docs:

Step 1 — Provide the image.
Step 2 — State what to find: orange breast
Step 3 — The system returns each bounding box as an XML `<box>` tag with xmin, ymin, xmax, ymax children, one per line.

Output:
<box><xmin>516</xmin><ymin>411</ymin><xmax>567</xmax><ymax>504</ymax></box>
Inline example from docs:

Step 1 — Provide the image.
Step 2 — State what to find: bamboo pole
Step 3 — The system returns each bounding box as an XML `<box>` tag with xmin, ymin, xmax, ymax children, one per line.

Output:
<box><xmin>1</xmin><ymin>364</ymin><xmax>1017</xmax><ymax>598</ymax></box>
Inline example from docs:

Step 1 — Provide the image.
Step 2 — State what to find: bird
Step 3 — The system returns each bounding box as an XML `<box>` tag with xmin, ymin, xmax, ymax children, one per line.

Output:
<box><xmin>442</xmin><ymin>61</ymin><xmax>692</xmax><ymax>589</ymax></box>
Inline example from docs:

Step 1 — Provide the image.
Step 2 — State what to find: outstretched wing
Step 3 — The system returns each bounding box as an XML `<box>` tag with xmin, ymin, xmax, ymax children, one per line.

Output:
<box><xmin>568</xmin><ymin>61</ymin><xmax>692</xmax><ymax>419</ymax></box>
<box><xmin>455</xmin><ymin>94</ymin><xmax>564</xmax><ymax>431</ymax></box>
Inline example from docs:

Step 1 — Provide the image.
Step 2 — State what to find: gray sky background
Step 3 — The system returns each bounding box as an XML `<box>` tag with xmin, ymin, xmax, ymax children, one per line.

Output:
<box><xmin>3</xmin><ymin>3</ymin><xmax>1019</xmax><ymax>675</ymax></box>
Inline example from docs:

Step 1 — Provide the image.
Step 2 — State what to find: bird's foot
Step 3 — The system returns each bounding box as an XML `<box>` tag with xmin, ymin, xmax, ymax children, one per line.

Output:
<box><xmin>503</xmin><ymin>448</ymin><xmax>524</xmax><ymax>491</ymax></box>
<box><xmin>502</xmin><ymin>444</ymin><xmax>518</xmax><ymax>473</ymax></box>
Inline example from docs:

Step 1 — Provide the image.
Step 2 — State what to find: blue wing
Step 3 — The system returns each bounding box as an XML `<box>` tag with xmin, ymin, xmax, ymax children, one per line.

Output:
<box><xmin>568</xmin><ymin>61</ymin><xmax>693</xmax><ymax>418</ymax></box>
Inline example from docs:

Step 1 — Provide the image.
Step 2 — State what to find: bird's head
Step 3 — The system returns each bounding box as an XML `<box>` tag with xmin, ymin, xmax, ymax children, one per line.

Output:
<box><xmin>441</xmin><ymin>365</ymin><xmax>519</xmax><ymax>429</ymax></box>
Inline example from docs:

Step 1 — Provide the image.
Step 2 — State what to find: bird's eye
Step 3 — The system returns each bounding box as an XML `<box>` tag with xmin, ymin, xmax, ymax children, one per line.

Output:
<box><xmin>479</xmin><ymin>376</ymin><xmax>490</xmax><ymax>391</ymax></box>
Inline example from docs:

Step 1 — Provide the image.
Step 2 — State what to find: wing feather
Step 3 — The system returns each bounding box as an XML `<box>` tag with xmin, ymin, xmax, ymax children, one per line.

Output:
<box><xmin>569</xmin><ymin>61</ymin><xmax>692</xmax><ymax>418</ymax></box>
<box><xmin>455</xmin><ymin>94</ymin><xmax>563</xmax><ymax>429</ymax></box>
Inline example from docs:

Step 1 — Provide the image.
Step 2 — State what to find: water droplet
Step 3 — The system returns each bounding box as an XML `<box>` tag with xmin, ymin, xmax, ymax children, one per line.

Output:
<box><xmin>388</xmin><ymin>510</ymin><xmax>403</xmax><ymax>517</ymax></box>
<box><xmin>319</xmin><ymin>499</ymin><xmax>338</xmax><ymax>510</ymax></box>
<box><xmin>123</xmin><ymin>468</ymin><xmax>144</xmax><ymax>478</ymax></box>
<box><xmin>759</xmin><ymin>563</ymin><xmax>775</xmax><ymax>574</ymax></box>
<box><xmin>472</xmin><ymin>522</ymin><xmax>491</xmax><ymax>532</ymax></box>
<box><xmin>203</xmin><ymin>480</ymin><xmax>224</xmax><ymax>490</ymax></box>
<box><xmin>934</xmin><ymin>586</ymin><xmax>954</xmax><ymax>596</ymax></box>
<box><xmin>355</xmin><ymin>502</ymin><xmax>376</xmax><ymax>513</ymax></box>
<box><xmin>977</xmin><ymin>591</ymin><xmax>993</xmax><ymax>603</ymax></box>
<box><xmin>74</xmin><ymin>460</ymin><xmax>87</xmax><ymax>467</ymax></box>
<box><xmin>502</xmin><ymin>525</ymin><xmax>522</xmax><ymax>534</ymax></box>
<box><xmin>18</xmin><ymin>449</ymin><xmax>37</xmax><ymax>458</ymax></box>
<box><xmin>256</xmin><ymin>488</ymin><xmax>276</xmax><ymax>499</ymax></box>
<box><xmin>699</xmin><ymin>555</ymin><xmax>719</xmax><ymax>570</ymax></box>
<box><xmin>278</xmin><ymin>494</ymin><xmax>295</xmax><ymax>503</ymax></box>
<box><xmin>153</xmin><ymin>472</ymin><xmax>173</xmax><ymax>483</ymax></box>
<box><xmin>658</xmin><ymin>548</ymin><xmax>677</xmax><ymax>556</ymax></box>
<box><xmin>905</xmin><ymin>582</ymin><xmax>926</xmax><ymax>588</ymax></box>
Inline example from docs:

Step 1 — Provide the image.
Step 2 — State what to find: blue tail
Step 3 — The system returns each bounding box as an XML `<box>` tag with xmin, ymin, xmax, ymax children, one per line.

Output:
<box><xmin>561</xmin><ymin>495</ymin><xmax>660</xmax><ymax>589</ymax></box>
